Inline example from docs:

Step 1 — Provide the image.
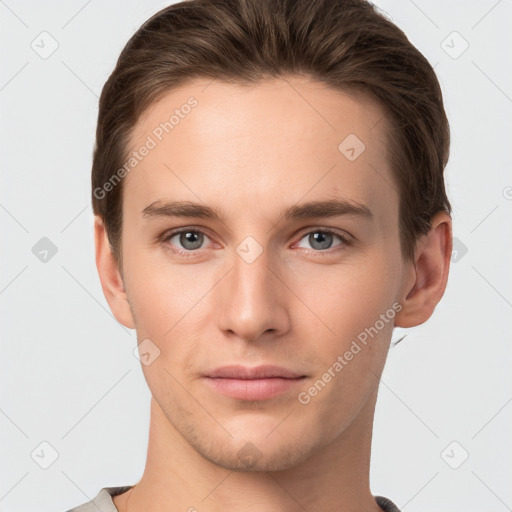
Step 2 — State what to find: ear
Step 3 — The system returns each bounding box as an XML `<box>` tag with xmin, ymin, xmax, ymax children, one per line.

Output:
<box><xmin>94</xmin><ymin>215</ymin><xmax>135</xmax><ymax>329</ymax></box>
<box><xmin>394</xmin><ymin>211</ymin><xmax>453</xmax><ymax>328</ymax></box>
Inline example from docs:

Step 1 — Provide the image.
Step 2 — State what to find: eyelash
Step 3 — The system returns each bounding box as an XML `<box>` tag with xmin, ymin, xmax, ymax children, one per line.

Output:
<box><xmin>158</xmin><ymin>226</ymin><xmax>352</xmax><ymax>258</ymax></box>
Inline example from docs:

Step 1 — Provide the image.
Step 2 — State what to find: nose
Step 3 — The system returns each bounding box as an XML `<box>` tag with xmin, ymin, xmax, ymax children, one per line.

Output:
<box><xmin>216</xmin><ymin>243</ymin><xmax>290</xmax><ymax>343</ymax></box>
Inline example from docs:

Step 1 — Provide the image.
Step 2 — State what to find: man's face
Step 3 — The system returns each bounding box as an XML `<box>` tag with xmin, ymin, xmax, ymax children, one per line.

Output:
<box><xmin>118</xmin><ymin>76</ymin><xmax>410</xmax><ymax>471</ymax></box>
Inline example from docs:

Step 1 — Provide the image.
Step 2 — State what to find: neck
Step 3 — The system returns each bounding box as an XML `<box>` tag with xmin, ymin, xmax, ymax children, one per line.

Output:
<box><xmin>116</xmin><ymin>390</ymin><xmax>382</xmax><ymax>512</ymax></box>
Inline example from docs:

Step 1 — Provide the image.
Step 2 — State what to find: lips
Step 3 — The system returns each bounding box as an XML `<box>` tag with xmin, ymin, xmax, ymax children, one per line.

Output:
<box><xmin>204</xmin><ymin>365</ymin><xmax>306</xmax><ymax>400</ymax></box>
<box><xmin>205</xmin><ymin>364</ymin><xmax>304</xmax><ymax>379</ymax></box>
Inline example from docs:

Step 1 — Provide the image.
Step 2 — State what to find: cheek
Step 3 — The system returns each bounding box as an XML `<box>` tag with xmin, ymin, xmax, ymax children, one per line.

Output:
<box><xmin>127</xmin><ymin>275</ymin><xmax>204</xmax><ymax>404</ymax></box>
<box><xmin>123</xmin><ymin>247</ymin><xmax>204</xmax><ymax>331</ymax></box>
<box><xmin>289</xmin><ymin>253</ymin><xmax>400</xmax><ymax>414</ymax></box>
<box><xmin>123</xmin><ymin>251</ymin><xmax>217</xmax><ymax>371</ymax></box>
<box><xmin>294</xmin><ymin>257</ymin><xmax>398</xmax><ymax>422</ymax></box>
<box><xmin>290</xmin><ymin>253</ymin><xmax>398</xmax><ymax>342</ymax></box>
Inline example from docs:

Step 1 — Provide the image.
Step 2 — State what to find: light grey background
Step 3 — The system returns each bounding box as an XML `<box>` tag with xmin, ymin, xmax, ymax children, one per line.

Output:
<box><xmin>1</xmin><ymin>1</ymin><xmax>511</xmax><ymax>511</ymax></box>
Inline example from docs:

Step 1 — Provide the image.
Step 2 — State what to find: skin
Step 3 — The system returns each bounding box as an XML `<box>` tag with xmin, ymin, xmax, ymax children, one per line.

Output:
<box><xmin>94</xmin><ymin>76</ymin><xmax>452</xmax><ymax>512</ymax></box>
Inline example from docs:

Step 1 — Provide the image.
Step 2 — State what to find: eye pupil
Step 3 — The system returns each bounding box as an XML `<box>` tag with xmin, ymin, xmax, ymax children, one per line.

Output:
<box><xmin>309</xmin><ymin>231</ymin><xmax>333</xmax><ymax>250</ymax></box>
<box><xmin>180</xmin><ymin>231</ymin><xmax>203</xmax><ymax>250</ymax></box>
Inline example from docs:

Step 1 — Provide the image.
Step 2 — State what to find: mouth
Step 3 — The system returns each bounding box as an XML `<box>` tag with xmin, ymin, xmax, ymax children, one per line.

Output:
<box><xmin>203</xmin><ymin>365</ymin><xmax>307</xmax><ymax>401</ymax></box>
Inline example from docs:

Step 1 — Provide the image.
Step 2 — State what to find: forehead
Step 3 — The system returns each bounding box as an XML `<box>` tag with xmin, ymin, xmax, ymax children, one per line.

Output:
<box><xmin>123</xmin><ymin>76</ymin><xmax>398</xmax><ymax>229</ymax></box>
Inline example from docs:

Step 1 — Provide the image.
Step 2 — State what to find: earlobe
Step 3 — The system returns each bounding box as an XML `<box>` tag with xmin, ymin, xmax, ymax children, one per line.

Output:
<box><xmin>394</xmin><ymin>212</ymin><xmax>453</xmax><ymax>328</ymax></box>
<box><xmin>94</xmin><ymin>215</ymin><xmax>135</xmax><ymax>329</ymax></box>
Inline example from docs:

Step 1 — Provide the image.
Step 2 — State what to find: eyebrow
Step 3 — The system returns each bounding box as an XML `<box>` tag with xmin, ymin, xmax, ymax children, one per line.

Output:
<box><xmin>141</xmin><ymin>198</ymin><xmax>373</xmax><ymax>223</ymax></box>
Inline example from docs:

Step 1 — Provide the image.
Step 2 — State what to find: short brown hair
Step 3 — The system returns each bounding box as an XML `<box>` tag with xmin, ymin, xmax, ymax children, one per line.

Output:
<box><xmin>91</xmin><ymin>0</ymin><xmax>451</xmax><ymax>267</ymax></box>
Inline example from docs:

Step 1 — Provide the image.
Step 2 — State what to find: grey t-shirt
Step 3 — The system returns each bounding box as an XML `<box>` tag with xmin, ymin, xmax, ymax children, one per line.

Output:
<box><xmin>66</xmin><ymin>485</ymin><xmax>402</xmax><ymax>511</ymax></box>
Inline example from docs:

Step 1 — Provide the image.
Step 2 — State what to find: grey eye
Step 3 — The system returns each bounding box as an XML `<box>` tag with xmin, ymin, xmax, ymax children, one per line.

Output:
<box><xmin>296</xmin><ymin>230</ymin><xmax>345</xmax><ymax>251</ymax></box>
<box><xmin>174</xmin><ymin>230</ymin><xmax>205</xmax><ymax>250</ymax></box>
<box><xmin>308</xmin><ymin>231</ymin><xmax>334</xmax><ymax>250</ymax></box>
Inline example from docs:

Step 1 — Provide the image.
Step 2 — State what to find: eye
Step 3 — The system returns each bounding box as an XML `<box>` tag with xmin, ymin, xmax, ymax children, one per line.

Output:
<box><xmin>162</xmin><ymin>228</ymin><xmax>211</xmax><ymax>254</ymax></box>
<box><xmin>295</xmin><ymin>228</ymin><xmax>351</xmax><ymax>252</ymax></box>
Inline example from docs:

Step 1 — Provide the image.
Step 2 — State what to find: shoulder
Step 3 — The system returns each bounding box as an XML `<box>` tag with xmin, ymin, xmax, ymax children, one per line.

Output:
<box><xmin>375</xmin><ymin>495</ymin><xmax>402</xmax><ymax>512</ymax></box>
<box><xmin>66</xmin><ymin>486</ymin><xmax>134</xmax><ymax>512</ymax></box>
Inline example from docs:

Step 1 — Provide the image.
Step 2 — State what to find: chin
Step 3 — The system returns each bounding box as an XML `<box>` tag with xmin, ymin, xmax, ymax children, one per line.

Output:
<box><xmin>177</xmin><ymin>415</ymin><xmax>320</xmax><ymax>472</ymax></box>
<box><xmin>198</xmin><ymin>437</ymin><xmax>316</xmax><ymax>472</ymax></box>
